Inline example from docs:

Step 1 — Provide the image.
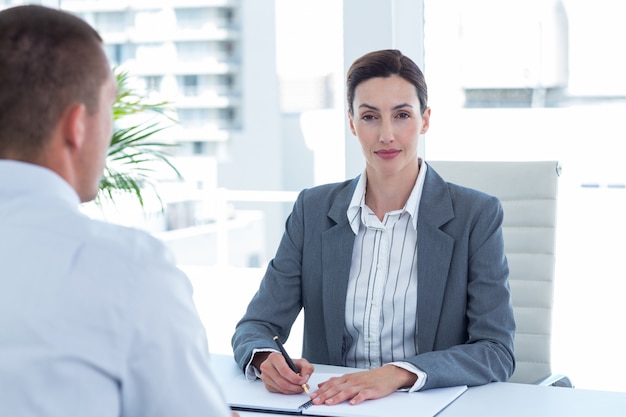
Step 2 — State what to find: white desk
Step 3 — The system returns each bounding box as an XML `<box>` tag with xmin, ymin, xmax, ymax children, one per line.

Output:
<box><xmin>440</xmin><ymin>381</ymin><xmax>626</xmax><ymax>416</ymax></box>
<box><xmin>212</xmin><ymin>355</ymin><xmax>626</xmax><ymax>417</ymax></box>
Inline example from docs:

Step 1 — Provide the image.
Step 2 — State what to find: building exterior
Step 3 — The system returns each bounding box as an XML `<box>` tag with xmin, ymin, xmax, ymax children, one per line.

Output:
<box><xmin>56</xmin><ymin>0</ymin><xmax>280</xmax><ymax>181</ymax></box>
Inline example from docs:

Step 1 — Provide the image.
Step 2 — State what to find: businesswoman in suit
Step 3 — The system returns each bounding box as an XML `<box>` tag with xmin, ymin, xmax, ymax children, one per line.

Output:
<box><xmin>232</xmin><ymin>49</ymin><xmax>515</xmax><ymax>406</ymax></box>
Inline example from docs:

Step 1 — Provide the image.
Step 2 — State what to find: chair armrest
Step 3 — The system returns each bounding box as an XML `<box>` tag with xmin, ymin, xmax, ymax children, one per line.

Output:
<box><xmin>534</xmin><ymin>373</ymin><xmax>574</xmax><ymax>388</ymax></box>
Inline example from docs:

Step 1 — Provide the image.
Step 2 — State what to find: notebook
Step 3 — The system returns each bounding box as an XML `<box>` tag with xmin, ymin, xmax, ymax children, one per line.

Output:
<box><xmin>210</xmin><ymin>354</ymin><xmax>467</xmax><ymax>417</ymax></box>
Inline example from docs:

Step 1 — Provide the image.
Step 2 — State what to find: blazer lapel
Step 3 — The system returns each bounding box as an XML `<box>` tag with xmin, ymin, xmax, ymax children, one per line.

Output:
<box><xmin>320</xmin><ymin>179</ymin><xmax>357</xmax><ymax>364</ymax></box>
<box><xmin>417</xmin><ymin>166</ymin><xmax>455</xmax><ymax>353</ymax></box>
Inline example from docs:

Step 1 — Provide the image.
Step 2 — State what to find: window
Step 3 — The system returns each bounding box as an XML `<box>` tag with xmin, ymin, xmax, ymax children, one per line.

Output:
<box><xmin>144</xmin><ymin>76</ymin><xmax>162</xmax><ymax>94</ymax></box>
<box><xmin>104</xmin><ymin>43</ymin><xmax>135</xmax><ymax>67</ymax></box>
<box><xmin>176</xmin><ymin>41</ymin><xmax>212</xmax><ymax>62</ymax></box>
<box><xmin>192</xmin><ymin>141</ymin><xmax>205</xmax><ymax>155</ymax></box>
<box><xmin>175</xmin><ymin>7</ymin><xmax>210</xmax><ymax>31</ymax></box>
<box><xmin>177</xmin><ymin>108</ymin><xmax>207</xmax><ymax>128</ymax></box>
<box><xmin>182</xmin><ymin>75</ymin><xmax>199</xmax><ymax>96</ymax></box>
<box><xmin>95</xmin><ymin>11</ymin><xmax>126</xmax><ymax>33</ymax></box>
<box><xmin>219</xmin><ymin>74</ymin><xmax>234</xmax><ymax>88</ymax></box>
<box><xmin>221</xmin><ymin>7</ymin><xmax>235</xmax><ymax>25</ymax></box>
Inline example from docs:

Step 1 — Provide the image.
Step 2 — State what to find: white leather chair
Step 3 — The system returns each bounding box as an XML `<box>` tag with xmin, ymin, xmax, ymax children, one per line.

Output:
<box><xmin>428</xmin><ymin>160</ymin><xmax>572</xmax><ymax>387</ymax></box>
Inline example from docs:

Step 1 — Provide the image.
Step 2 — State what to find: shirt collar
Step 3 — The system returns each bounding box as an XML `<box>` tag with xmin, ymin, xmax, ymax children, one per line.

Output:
<box><xmin>347</xmin><ymin>159</ymin><xmax>427</xmax><ymax>234</ymax></box>
<box><xmin>0</xmin><ymin>160</ymin><xmax>81</xmax><ymax>209</ymax></box>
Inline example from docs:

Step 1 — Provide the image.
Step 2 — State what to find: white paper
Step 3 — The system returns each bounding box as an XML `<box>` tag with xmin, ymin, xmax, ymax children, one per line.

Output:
<box><xmin>210</xmin><ymin>355</ymin><xmax>467</xmax><ymax>417</ymax></box>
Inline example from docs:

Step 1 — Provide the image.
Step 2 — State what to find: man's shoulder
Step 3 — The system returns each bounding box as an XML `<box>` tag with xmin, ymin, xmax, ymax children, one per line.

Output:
<box><xmin>81</xmin><ymin>216</ymin><xmax>169</xmax><ymax>261</ymax></box>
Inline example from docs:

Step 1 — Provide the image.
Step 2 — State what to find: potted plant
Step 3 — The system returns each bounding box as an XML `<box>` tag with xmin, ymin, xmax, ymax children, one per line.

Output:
<box><xmin>98</xmin><ymin>69</ymin><xmax>182</xmax><ymax>209</ymax></box>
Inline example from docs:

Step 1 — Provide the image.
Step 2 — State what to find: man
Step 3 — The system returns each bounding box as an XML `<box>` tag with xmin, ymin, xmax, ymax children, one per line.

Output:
<box><xmin>0</xmin><ymin>5</ymin><xmax>236</xmax><ymax>416</ymax></box>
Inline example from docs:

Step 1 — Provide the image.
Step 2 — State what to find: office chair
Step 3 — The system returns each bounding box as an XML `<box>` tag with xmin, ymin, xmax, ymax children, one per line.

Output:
<box><xmin>428</xmin><ymin>160</ymin><xmax>572</xmax><ymax>387</ymax></box>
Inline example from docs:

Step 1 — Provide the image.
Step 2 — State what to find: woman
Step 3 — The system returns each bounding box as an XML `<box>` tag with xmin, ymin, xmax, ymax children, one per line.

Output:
<box><xmin>232</xmin><ymin>49</ymin><xmax>515</xmax><ymax>406</ymax></box>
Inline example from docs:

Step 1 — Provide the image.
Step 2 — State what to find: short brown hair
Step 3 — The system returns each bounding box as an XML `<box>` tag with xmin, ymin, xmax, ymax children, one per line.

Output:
<box><xmin>0</xmin><ymin>5</ymin><xmax>109</xmax><ymax>158</ymax></box>
<box><xmin>346</xmin><ymin>49</ymin><xmax>428</xmax><ymax>116</ymax></box>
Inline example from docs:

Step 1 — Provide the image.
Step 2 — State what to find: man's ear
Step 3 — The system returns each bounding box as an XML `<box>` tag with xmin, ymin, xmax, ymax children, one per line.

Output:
<box><xmin>62</xmin><ymin>103</ymin><xmax>87</xmax><ymax>150</ymax></box>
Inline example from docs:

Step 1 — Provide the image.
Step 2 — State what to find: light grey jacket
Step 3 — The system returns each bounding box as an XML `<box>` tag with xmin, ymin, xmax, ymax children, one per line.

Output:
<box><xmin>232</xmin><ymin>163</ymin><xmax>515</xmax><ymax>390</ymax></box>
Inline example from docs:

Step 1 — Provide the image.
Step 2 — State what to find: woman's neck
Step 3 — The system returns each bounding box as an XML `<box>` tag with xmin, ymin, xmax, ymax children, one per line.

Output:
<box><xmin>364</xmin><ymin>165</ymin><xmax>419</xmax><ymax>220</ymax></box>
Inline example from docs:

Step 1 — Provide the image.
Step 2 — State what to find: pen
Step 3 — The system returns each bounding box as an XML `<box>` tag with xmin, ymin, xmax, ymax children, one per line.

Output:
<box><xmin>273</xmin><ymin>335</ymin><xmax>310</xmax><ymax>394</ymax></box>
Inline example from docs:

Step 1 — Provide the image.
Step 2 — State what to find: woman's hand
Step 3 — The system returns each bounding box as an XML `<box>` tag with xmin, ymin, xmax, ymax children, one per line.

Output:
<box><xmin>310</xmin><ymin>365</ymin><xmax>417</xmax><ymax>406</ymax></box>
<box><xmin>254</xmin><ymin>351</ymin><xmax>315</xmax><ymax>394</ymax></box>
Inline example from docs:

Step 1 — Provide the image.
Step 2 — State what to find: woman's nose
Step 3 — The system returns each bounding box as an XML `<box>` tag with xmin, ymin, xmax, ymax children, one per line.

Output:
<box><xmin>379</xmin><ymin>119</ymin><xmax>394</xmax><ymax>143</ymax></box>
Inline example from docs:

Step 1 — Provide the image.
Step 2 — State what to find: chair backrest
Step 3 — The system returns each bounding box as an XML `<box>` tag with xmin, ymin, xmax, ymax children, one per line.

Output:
<box><xmin>428</xmin><ymin>160</ymin><xmax>561</xmax><ymax>384</ymax></box>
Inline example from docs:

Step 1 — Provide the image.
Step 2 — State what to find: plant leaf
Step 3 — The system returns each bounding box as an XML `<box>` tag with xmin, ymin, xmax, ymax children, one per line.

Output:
<box><xmin>98</xmin><ymin>68</ymin><xmax>182</xmax><ymax>210</ymax></box>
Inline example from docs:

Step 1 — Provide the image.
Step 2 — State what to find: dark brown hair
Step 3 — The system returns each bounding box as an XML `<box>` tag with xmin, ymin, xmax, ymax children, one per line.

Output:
<box><xmin>346</xmin><ymin>49</ymin><xmax>428</xmax><ymax>116</ymax></box>
<box><xmin>0</xmin><ymin>5</ymin><xmax>109</xmax><ymax>158</ymax></box>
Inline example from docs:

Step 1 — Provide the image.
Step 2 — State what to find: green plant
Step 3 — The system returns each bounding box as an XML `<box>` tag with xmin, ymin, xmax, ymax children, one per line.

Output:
<box><xmin>98</xmin><ymin>69</ymin><xmax>182</xmax><ymax>208</ymax></box>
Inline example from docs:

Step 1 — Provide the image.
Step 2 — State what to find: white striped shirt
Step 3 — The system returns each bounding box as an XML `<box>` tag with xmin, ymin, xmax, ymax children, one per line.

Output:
<box><xmin>344</xmin><ymin>162</ymin><xmax>427</xmax><ymax>370</ymax></box>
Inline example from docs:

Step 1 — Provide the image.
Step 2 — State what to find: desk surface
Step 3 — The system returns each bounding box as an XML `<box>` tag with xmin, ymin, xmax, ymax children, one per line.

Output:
<box><xmin>212</xmin><ymin>355</ymin><xmax>626</xmax><ymax>417</ymax></box>
<box><xmin>440</xmin><ymin>381</ymin><xmax>626</xmax><ymax>417</ymax></box>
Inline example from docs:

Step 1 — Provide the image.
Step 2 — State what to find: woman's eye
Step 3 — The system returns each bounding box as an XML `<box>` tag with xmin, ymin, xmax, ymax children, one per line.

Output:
<box><xmin>361</xmin><ymin>114</ymin><xmax>375</xmax><ymax>121</ymax></box>
<box><xmin>396</xmin><ymin>112</ymin><xmax>411</xmax><ymax>119</ymax></box>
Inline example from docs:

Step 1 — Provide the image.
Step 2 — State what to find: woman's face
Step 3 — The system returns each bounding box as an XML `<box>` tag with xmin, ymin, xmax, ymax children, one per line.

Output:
<box><xmin>348</xmin><ymin>75</ymin><xmax>430</xmax><ymax>182</ymax></box>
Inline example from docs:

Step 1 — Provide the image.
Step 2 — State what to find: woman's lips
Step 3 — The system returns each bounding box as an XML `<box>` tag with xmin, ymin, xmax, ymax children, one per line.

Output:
<box><xmin>375</xmin><ymin>149</ymin><xmax>401</xmax><ymax>159</ymax></box>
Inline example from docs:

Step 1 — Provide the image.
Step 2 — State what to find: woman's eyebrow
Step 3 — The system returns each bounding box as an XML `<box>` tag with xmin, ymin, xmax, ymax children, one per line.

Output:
<box><xmin>358</xmin><ymin>103</ymin><xmax>379</xmax><ymax>111</ymax></box>
<box><xmin>358</xmin><ymin>103</ymin><xmax>413</xmax><ymax>111</ymax></box>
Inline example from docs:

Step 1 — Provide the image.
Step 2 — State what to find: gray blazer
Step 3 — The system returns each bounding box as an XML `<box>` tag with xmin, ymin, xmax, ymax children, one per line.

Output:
<box><xmin>232</xmin><ymin>163</ymin><xmax>515</xmax><ymax>390</ymax></box>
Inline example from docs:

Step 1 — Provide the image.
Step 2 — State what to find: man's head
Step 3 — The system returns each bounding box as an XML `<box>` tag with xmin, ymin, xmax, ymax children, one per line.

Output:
<box><xmin>0</xmin><ymin>5</ymin><xmax>116</xmax><ymax>202</ymax></box>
